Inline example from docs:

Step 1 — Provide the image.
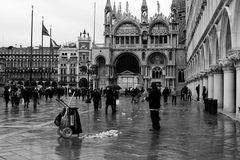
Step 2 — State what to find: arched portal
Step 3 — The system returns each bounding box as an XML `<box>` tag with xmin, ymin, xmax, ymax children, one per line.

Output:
<box><xmin>210</xmin><ymin>27</ymin><xmax>219</xmax><ymax>65</ymax></box>
<box><xmin>114</xmin><ymin>53</ymin><xmax>140</xmax><ymax>89</ymax></box>
<box><xmin>79</xmin><ymin>78</ymin><xmax>87</xmax><ymax>88</ymax></box>
<box><xmin>220</xmin><ymin>9</ymin><xmax>232</xmax><ymax>59</ymax></box>
<box><xmin>232</xmin><ymin>0</ymin><xmax>240</xmax><ymax>48</ymax></box>
<box><xmin>96</xmin><ymin>56</ymin><xmax>107</xmax><ymax>89</ymax></box>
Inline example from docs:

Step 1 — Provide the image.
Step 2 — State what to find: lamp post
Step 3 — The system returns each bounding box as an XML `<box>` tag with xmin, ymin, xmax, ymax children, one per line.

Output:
<box><xmin>85</xmin><ymin>60</ymin><xmax>91</xmax><ymax>103</ymax></box>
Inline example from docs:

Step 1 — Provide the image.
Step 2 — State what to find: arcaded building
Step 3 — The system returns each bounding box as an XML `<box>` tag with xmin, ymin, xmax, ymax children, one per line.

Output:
<box><xmin>185</xmin><ymin>0</ymin><xmax>240</xmax><ymax>117</ymax></box>
<box><xmin>0</xmin><ymin>46</ymin><xmax>59</xmax><ymax>83</ymax></box>
<box><xmin>92</xmin><ymin>0</ymin><xmax>186</xmax><ymax>90</ymax></box>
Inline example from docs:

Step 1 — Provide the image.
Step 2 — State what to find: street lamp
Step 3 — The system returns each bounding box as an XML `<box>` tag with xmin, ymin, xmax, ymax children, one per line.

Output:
<box><xmin>85</xmin><ymin>60</ymin><xmax>91</xmax><ymax>103</ymax></box>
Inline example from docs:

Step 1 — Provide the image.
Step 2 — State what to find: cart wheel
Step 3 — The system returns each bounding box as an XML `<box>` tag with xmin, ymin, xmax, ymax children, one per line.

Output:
<box><xmin>57</xmin><ymin>128</ymin><xmax>62</xmax><ymax>137</ymax></box>
<box><xmin>61</xmin><ymin>127</ymin><xmax>72</xmax><ymax>138</ymax></box>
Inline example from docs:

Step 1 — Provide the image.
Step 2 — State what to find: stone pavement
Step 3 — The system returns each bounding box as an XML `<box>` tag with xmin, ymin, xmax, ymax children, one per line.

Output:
<box><xmin>0</xmin><ymin>96</ymin><xmax>240</xmax><ymax>160</ymax></box>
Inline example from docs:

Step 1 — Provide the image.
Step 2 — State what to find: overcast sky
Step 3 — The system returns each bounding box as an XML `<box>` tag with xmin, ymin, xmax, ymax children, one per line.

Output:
<box><xmin>0</xmin><ymin>0</ymin><xmax>172</xmax><ymax>48</ymax></box>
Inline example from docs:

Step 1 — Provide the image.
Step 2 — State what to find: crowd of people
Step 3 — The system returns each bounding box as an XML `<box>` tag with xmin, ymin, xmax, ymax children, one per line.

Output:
<box><xmin>3</xmin><ymin>82</ymin><xmax>207</xmax><ymax>133</ymax></box>
<box><xmin>3</xmin><ymin>84</ymin><xmax>57</xmax><ymax>109</ymax></box>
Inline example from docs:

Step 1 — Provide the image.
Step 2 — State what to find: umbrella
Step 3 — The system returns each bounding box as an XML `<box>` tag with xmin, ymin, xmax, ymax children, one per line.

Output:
<box><xmin>107</xmin><ymin>84</ymin><xmax>122</xmax><ymax>90</ymax></box>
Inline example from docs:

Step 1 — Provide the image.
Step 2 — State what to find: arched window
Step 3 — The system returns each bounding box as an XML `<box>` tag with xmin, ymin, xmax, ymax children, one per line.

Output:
<box><xmin>178</xmin><ymin>70</ymin><xmax>185</xmax><ymax>82</ymax></box>
<box><xmin>152</xmin><ymin>67</ymin><xmax>162</xmax><ymax>79</ymax></box>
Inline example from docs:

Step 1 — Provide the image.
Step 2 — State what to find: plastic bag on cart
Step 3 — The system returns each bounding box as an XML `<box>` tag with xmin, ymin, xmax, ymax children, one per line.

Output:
<box><xmin>54</xmin><ymin>108</ymin><xmax>65</xmax><ymax>126</ymax></box>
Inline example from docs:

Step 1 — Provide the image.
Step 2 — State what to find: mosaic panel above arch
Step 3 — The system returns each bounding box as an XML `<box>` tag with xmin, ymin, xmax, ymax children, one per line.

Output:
<box><xmin>147</xmin><ymin>52</ymin><xmax>167</xmax><ymax>66</ymax></box>
<box><xmin>115</xmin><ymin>23</ymin><xmax>140</xmax><ymax>36</ymax></box>
<box><xmin>150</xmin><ymin>23</ymin><xmax>169</xmax><ymax>35</ymax></box>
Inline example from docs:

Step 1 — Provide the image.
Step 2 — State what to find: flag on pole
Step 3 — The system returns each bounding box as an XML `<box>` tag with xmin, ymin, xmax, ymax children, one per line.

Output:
<box><xmin>52</xmin><ymin>39</ymin><xmax>59</xmax><ymax>47</ymax></box>
<box><xmin>42</xmin><ymin>24</ymin><xmax>49</xmax><ymax>36</ymax></box>
<box><xmin>50</xmin><ymin>38</ymin><xmax>60</xmax><ymax>47</ymax></box>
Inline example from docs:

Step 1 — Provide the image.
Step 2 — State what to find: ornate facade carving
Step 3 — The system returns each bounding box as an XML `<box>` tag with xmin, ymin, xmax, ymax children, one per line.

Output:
<box><xmin>228</xmin><ymin>49</ymin><xmax>240</xmax><ymax>67</ymax></box>
<box><xmin>219</xmin><ymin>58</ymin><xmax>235</xmax><ymax>71</ymax></box>
<box><xmin>210</xmin><ymin>64</ymin><xmax>223</xmax><ymax>74</ymax></box>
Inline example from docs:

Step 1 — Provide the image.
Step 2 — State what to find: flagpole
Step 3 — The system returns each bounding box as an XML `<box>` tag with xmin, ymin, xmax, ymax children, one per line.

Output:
<box><xmin>30</xmin><ymin>5</ymin><xmax>33</xmax><ymax>83</ymax></box>
<box><xmin>41</xmin><ymin>16</ymin><xmax>44</xmax><ymax>82</ymax></box>
<box><xmin>93</xmin><ymin>2</ymin><xmax>96</xmax><ymax>45</ymax></box>
<box><xmin>49</xmin><ymin>25</ymin><xmax>52</xmax><ymax>82</ymax></box>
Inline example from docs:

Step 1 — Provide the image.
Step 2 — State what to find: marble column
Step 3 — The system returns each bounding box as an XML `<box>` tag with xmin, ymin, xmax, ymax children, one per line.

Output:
<box><xmin>228</xmin><ymin>50</ymin><xmax>240</xmax><ymax>117</ymax></box>
<box><xmin>207</xmin><ymin>73</ymin><xmax>214</xmax><ymax>98</ymax></box>
<box><xmin>222</xmin><ymin>60</ymin><xmax>236</xmax><ymax>113</ymax></box>
<box><xmin>236</xmin><ymin>64</ymin><xmax>240</xmax><ymax>117</ymax></box>
<box><xmin>212</xmin><ymin>66</ymin><xmax>223</xmax><ymax>108</ymax></box>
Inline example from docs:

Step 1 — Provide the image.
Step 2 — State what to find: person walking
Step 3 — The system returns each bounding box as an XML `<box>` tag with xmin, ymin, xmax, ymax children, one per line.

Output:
<box><xmin>22</xmin><ymin>87</ymin><xmax>31</xmax><ymax>108</ymax></box>
<box><xmin>146</xmin><ymin>83</ymin><xmax>161</xmax><ymax>131</ymax></box>
<box><xmin>202</xmin><ymin>86</ymin><xmax>208</xmax><ymax>100</ymax></box>
<box><xmin>162</xmin><ymin>87</ymin><xmax>169</xmax><ymax>104</ymax></box>
<box><xmin>32</xmin><ymin>88</ymin><xmax>39</xmax><ymax>109</ymax></box>
<box><xmin>105</xmin><ymin>87</ymin><xmax>114</xmax><ymax>114</ymax></box>
<box><xmin>196</xmin><ymin>84</ymin><xmax>200</xmax><ymax>101</ymax></box>
<box><xmin>91</xmin><ymin>89</ymin><xmax>101</xmax><ymax>111</ymax></box>
<box><xmin>172</xmin><ymin>88</ymin><xmax>177</xmax><ymax>105</ymax></box>
<box><xmin>187</xmin><ymin>88</ymin><xmax>192</xmax><ymax>102</ymax></box>
<box><xmin>4</xmin><ymin>86</ymin><xmax>10</xmax><ymax>108</ymax></box>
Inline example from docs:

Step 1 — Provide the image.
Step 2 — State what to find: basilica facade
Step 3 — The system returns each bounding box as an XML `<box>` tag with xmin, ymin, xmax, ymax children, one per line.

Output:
<box><xmin>92</xmin><ymin>0</ymin><xmax>186</xmax><ymax>90</ymax></box>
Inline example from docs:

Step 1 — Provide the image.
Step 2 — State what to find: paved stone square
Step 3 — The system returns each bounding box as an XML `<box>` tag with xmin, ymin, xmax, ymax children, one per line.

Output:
<box><xmin>0</xmin><ymin>96</ymin><xmax>240</xmax><ymax>160</ymax></box>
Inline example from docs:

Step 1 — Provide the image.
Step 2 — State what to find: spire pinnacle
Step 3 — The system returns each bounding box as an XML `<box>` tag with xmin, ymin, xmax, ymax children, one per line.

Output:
<box><xmin>157</xmin><ymin>1</ymin><xmax>160</xmax><ymax>14</ymax></box>
<box><xmin>142</xmin><ymin>0</ymin><xmax>147</xmax><ymax>8</ymax></box>
<box><xmin>118</xmin><ymin>2</ymin><xmax>122</xmax><ymax>15</ymax></box>
<box><xmin>126</xmin><ymin>1</ymin><xmax>129</xmax><ymax>13</ymax></box>
<box><xmin>113</xmin><ymin>2</ymin><xmax>116</xmax><ymax>13</ymax></box>
<box><xmin>105</xmin><ymin>0</ymin><xmax>112</xmax><ymax>9</ymax></box>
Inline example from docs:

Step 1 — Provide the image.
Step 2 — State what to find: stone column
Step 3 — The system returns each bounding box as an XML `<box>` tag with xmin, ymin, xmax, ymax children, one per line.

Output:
<box><xmin>212</xmin><ymin>65</ymin><xmax>223</xmax><ymax>108</ymax></box>
<box><xmin>236</xmin><ymin>63</ymin><xmax>240</xmax><ymax>116</ymax></box>
<box><xmin>221</xmin><ymin>59</ymin><xmax>236</xmax><ymax>113</ymax></box>
<box><xmin>207</xmin><ymin>72</ymin><xmax>214</xmax><ymax>98</ymax></box>
<box><xmin>228</xmin><ymin>50</ymin><xmax>240</xmax><ymax>117</ymax></box>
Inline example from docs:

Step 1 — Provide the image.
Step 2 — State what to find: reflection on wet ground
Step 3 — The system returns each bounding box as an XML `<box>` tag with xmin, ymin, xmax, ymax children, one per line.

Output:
<box><xmin>0</xmin><ymin>96</ymin><xmax>240</xmax><ymax>159</ymax></box>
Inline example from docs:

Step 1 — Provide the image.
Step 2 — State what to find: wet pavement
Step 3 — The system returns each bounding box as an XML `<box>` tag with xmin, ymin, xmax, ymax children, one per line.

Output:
<box><xmin>0</xmin><ymin>96</ymin><xmax>240</xmax><ymax>160</ymax></box>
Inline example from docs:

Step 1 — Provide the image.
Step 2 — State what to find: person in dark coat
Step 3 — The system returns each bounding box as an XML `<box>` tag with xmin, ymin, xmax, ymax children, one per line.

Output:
<box><xmin>162</xmin><ymin>87</ymin><xmax>170</xmax><ymax>104</ymax></box>
<box><xmin>22</xmin><ymin>87</ymin><xmax>31</xmax><ymax>108</ymax></box>
<box><xmin>4</xmin><ymin>87</ymin><xmax>10</xmax><ymax>108</ymax></box>
<box><xmin>202</xmin><ymin>86</ymin><xmax>207</xmax><ymax>100</ymax></box>
<box><xmin>32</xmin><ymin>88</ymin><xmax>39</xmax><ymax>109</ymax></box>
<box><xmin>91</xmin><ymin>89</ymin><xmax>101</xmax><ymax>111</ymax></box>
<box><xmin>105</xmin><ymin>87</ymin><xmax>114</xmax><ymax>114</ymax></box>
<box><xmin>196</xmin><ymin>84</ymin><xmax>200</xmax><ymax>101</ymax></box>
<box><xmin>146</xmin><ymin>83</ymin><xmax>161</xmax><ymax>131</ymax></box>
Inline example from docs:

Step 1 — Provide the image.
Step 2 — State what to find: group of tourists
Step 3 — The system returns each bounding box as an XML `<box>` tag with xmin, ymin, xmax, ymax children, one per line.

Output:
<box><xmin>3</xmin><ymin>84</ymin><xmax>60</xmax><ymax>109</ymax></box>
<box><xmin>180</xmin><ymin>86</ymin><xmax>192</xmax><ymax>102</ymax></box>
<box><xmin>196</xmin><ymin>84</ymin><xmax>208</xmax><ymax>101</ymax></box>
<box><xmin>3</xmin><ymin>85</ymin><xmax>41</xmax><ymax>109</ymax></box>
